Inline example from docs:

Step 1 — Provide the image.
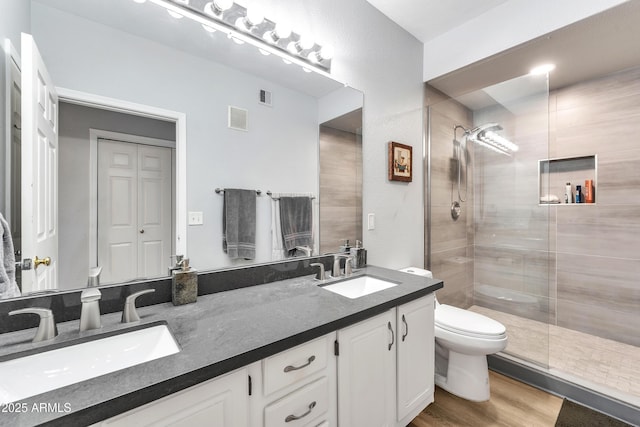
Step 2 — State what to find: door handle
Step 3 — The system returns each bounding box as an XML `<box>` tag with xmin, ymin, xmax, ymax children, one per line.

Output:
<box><xmin>139</xmin><ymin>229</ymin><xmax>145</xmax><ymax>234</ymax></box>
<box><xmin>34</xmin><ymin>256</ymin><xmax>51</xmax><ymax>269</ymax></box>
<box><xmin>388</xmin><ymin>321</ymin><xmax>395</xmax><ymax>351</ymax></box>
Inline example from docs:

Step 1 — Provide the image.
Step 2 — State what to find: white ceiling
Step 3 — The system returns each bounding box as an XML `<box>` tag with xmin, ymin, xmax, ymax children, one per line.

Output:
<box><xmin>367</xmin><ymin>0</ymin><xmax>640</xmax><ymax>105</ymax></box>
<box><xmin>365</xmin><ymin>0</ymin><xmax>509</xmax><ymax>43</ymax></box>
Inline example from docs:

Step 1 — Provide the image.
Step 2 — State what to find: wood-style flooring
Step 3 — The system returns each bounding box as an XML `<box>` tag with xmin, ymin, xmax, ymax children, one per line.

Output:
<box><xmin>410</xmin><ymin>371</ymin><xmax>564</xmax><ymax>426</ymax></box>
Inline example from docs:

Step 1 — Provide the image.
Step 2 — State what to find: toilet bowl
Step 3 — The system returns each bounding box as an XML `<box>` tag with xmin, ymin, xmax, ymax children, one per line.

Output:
<box><xmin>434</xmin><ymin>301</ymin><xmax>507</xmax><ymax>401</ymax></box>
<box><xmin>398</xmin><ymin>267</ymin><xmax>508</xmax><ymax>402</ymax></box>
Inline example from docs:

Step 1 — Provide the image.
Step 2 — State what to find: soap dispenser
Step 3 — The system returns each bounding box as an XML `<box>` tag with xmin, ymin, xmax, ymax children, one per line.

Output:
<box><xmin>350</xmin><ymin>240</ymin><xmax>367</xmax><ymax>269</ymax></box>
<box><xmin>171</xmin><ymin>257</ymin><xmax>197</xmax><ymax>305</ymax></box>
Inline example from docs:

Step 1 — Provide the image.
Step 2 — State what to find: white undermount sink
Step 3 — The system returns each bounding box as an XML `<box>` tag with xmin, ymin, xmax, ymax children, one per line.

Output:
<box><xmin>321</xmin><ymin>275</ymin><xmax>398</xmax><ymax>299</ymax></box>
<box><xmin>0</xmin><ymin>323</ymin><xmax>180</xmax><ymax>404</ymax></box>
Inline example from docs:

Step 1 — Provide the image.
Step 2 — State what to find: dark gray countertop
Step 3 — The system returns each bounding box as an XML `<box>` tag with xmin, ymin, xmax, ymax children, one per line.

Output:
<box><xmin>0</xmin><ymin>266</ymin><xmax>442</xmax><ymax>427</ymax></box>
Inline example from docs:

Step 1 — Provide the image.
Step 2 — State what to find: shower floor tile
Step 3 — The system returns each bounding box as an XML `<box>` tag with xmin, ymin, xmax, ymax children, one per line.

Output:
<box><xmin>469</xmin><ymin>305</ymin><xmax>640</xmax><ymax>406</ymax></box>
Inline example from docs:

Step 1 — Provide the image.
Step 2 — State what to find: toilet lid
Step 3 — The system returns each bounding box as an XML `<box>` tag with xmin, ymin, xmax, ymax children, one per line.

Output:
<box><xmin>435</xmin><ymin>304</ymin><xmax>506</xmax><ymax>337</ymax></box>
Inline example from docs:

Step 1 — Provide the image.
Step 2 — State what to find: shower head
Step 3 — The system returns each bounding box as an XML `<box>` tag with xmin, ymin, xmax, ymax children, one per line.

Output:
<box><xmin>466</xmin><ymin>122</ymin><xmax>518</xmax><ymax>155</ymax></box>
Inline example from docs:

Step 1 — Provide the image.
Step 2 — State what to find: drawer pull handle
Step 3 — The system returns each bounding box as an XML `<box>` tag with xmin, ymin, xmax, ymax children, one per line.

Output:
<box><xmin>388</xmin><ymin>321</ymin><xmax>395</xmax><ymax>351</ymax></box>
<box><xmin>285</xmin><ymin>401</ymin><xmax>316</xmax><ymax>422</ymax></box>
<box><xmin>284</xmin><ymin>355</ymin><xmax>316</xmax><ymax>372</ymax></box>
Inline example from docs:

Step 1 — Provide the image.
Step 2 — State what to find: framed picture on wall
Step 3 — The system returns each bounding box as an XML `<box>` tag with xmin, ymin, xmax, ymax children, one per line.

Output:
<box><xmin>388</xmin><ymin>141</ymin><xmax>413</xmax><ymax>182</ymax></box>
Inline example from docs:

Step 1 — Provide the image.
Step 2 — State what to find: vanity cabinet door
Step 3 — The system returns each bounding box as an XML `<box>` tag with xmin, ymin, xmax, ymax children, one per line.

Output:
<box><xmin>396</xmin><ymin>294</ymin><xmax>435</xmax><ymax>424</ymax></box>
<box><xmin>96</xmin><ymin>368</ymin><xmax>248</xmax><ymax>427</ymax></box>
<box><xmin>336</xmin><ymin>309</ymin><xmax>396</xmax><ymax>427</ymax></box>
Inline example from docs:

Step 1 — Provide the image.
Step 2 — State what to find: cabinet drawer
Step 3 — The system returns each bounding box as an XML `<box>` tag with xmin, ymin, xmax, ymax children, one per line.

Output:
<box><xmin>263</xmin><ymin>334</ymin><xmax>329</xmax><ymax>396</ymax></box>
<box><xmin>264</xmin><ymin>377</ymin><xmax>329</xmax><ymax>427</ymax></box>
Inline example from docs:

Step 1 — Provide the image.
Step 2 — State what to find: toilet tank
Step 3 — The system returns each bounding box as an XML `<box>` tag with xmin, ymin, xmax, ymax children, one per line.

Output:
<box><xmin>398</xmin><ymin>267</ymin><xmax>433</xmax><ymax>278</ymax></box>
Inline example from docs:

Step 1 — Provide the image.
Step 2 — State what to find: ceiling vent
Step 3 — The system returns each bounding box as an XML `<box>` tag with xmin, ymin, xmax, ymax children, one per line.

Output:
<box><xmin>228</xmin><ymin>106</ymin><xmax>248</xmax><ymax>131</ymax></box>
<box><xmin>259</xmin><ymin>89</ymin><xmax>272</xmax><ymax>107</ymax></box>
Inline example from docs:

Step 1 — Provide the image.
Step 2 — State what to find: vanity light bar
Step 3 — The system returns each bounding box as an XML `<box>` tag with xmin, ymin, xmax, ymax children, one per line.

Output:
<box><xmin>146</xmin><ymin>0</ymin><xmax>333</xmax><ymax>76</ymax></box>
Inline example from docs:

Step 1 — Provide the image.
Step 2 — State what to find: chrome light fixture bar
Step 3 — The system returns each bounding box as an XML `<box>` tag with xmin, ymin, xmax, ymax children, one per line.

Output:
<box><xmin>145</xmin><ymin>0</ymin><xmax>334</xmax><ymax>76</ymax></box>
<box><xmin>466</xmin><ymin>123</ymin><xmax>519</xmax><ymax>155</ymax></box>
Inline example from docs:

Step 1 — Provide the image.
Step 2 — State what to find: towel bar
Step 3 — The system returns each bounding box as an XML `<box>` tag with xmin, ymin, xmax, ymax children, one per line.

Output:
<box><xmin>215</xmin><ymin>188</ymin><xmax>261</xmax><ymax>195</ymax></box>
<box><xmin>266</xmin><ymin>190</ymin><xmax>316</xmax><ymax>200</ymax></box>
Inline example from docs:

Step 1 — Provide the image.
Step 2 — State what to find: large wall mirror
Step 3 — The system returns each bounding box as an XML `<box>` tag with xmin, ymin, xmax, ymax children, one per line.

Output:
<box><xmin>0</xmin><ymin>0</ymin><xmax>363</xmax><ymax>299</ymax></box>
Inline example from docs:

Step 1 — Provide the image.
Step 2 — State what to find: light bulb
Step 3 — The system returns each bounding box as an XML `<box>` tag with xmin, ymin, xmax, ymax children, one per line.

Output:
<box><xmin>302</xmin><ymin>67</ymin><xmax>312</xmax><ymax>73</ymax></box>
<box><xmin>202</xmin><ymin>24</ymin><xmax>216</xmax><ymax>33</ymax></box>
<box><xmin>287</xmin><ymin>41</ymin><xmax>298</xmax><ymax>54</ymax></box>
<box><xmin>298</xmin><ymin>35</ymin><xmax>314</xmax><ymax>50</ymax></box>
<box><xmin>282</xmin><ymin>58</ymin><xmax>292</xmax><ymax>65</ymax></box>
<box><xmin>259</xmin><ymin>48</ymin><xmax>270</xmax><ymax>56</ymax></box>
<box><xmin>273</xmin><ymin>23</ymin><xmax>292</xmax><ymax>39</ymax></box>
<box><xmin>307</xmin><ymin>52</ymin><xmax>319</xmax><ymax>64</ymax></box>
<box><xmin>213</xmin><ymin>0</ymin><xmax>233</xmax><ymax>12</ymax></box>
<box><xmin>264</xmin><ymin>23</ymin><xmax>291</xmax><ymax>44</ymax></box>
<box><xmin>319</xmin><ymin>45</ymin><xmax>334</xmax><ymax>60</ymax></box>
<box><xmin>246</xmin><ymin>7</ymin><xmax>265</xmax><ymax>26</ymax></box>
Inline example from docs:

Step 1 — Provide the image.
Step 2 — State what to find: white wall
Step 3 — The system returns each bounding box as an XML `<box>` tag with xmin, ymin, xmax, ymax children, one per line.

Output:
<box><xmin>261</xmin><ymin>0</ymin><xmax>426</xmax><ymax>269</ymax></box>
<box><xmin>423</xmin><ymin>0</ymin><xmax>629</xmax><ymax>81</ymax></box>
<box><xmin>32</xmin><ymin>2</ymin><xmax>319</xmax><ymax>273</ymax></box>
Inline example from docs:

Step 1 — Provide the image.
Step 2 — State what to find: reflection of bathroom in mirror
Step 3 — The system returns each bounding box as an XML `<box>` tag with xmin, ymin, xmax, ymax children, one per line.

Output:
<box><xmin>0</xmin><ymin>0</ymin><xmax>364</xmax><ymax>299</ymax></box>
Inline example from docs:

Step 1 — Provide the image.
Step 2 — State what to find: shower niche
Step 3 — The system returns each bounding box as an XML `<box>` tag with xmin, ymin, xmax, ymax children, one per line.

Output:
<box><xmin>538</xmin><ymin>155</ymin><xmax>597</xmax><ymax>205</ymax></box>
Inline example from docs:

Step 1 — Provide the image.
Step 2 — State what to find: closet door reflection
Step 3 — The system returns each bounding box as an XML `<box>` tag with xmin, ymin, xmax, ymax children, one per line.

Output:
<box><xmin>97</xmin><ymin>138</ymin><xmax>173</xmax><ymax>285</ymax></box>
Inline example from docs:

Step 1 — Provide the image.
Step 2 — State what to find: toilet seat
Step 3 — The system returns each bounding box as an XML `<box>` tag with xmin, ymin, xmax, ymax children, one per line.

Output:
<box><xmin>435</xmin><ymin>304</ymin><xmax>506</xmax><ymax>339</ymax></box>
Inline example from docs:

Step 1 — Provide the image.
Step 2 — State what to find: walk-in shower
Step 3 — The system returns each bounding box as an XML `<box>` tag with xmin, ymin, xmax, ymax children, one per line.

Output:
<box><xmin>426</xmin><ymin>68</ymin><xmax>640</xmax><ymax>424</ymax></box>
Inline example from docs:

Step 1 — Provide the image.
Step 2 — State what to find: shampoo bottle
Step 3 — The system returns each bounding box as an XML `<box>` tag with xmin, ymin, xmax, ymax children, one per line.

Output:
<box><xmin>565</xmin><ymin>182</ymin><xmax>572</xmax><ymax>204</ymax></box>
<box><xmin>575</xmin><ymin>185</ymin><xmax>582</xmax><ymax>203</ymax></box>
<box><xmin>585</xmin><ymin>179</ymin><xmax>594</xmax><ymax>203</ymax></box>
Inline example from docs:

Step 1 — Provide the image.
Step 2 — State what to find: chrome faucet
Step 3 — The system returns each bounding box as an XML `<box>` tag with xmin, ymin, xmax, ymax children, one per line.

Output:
<box><xmin>80</xmin><ymin>288</ymin><xmax>102</xmax><ymax>332</ymax></box>
<box><xmin>310</xmin><ymin>262</ymin><xmax>325</xmax><ymax>280</ymax></box>
<box><xmin>122</xmin><ymin>289</ymin><xmax>155</xmax><ymax>323</ymax></box>
<box><xmin>332</xmin><ymin>254</ymin><xmax>354</xmax><ymax>278</ymax></box>
<box><xmin>8</xmin><ymin>308</ymin><xmax>58</xmax><ymax>342</ymax></box>
<box><xmin>87</xmin><ymin>266</ymin><xmax>102</xmax><ymax>287</ymax></box>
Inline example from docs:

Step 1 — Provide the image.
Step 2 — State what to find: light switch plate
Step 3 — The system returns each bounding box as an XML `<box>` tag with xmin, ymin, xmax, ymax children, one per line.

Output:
<box><xmin>188</xmin><ymin>211</ymin><xmax>203</xmax><ymax>225</ymax></box>
<box><xmin>367</xmin><ymin>213</ymin><xmax>375</xmax><ymax>230</ymax></box>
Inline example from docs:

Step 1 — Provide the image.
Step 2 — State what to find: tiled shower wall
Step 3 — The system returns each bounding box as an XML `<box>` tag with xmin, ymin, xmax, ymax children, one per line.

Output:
<box><xmin>319</xmin><ymin>125</ymin><xmax>363</xmax><ymax>255</ymax></box>
<box><xmin>550</xmin><ymin>66</ymin><xmax>640</xmax><ymax>347</ymax></box>
<box><xmin>425</xmin><ymin>87</ymin><xmax>474</xmax><ymax>308</ymax></box>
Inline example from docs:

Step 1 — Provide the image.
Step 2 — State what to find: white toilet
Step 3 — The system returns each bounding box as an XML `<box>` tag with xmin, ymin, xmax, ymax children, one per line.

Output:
<box><xmin>399</xmin><ymin>267</ymin><xmax>508</xmax><ymax>402</ymax></box>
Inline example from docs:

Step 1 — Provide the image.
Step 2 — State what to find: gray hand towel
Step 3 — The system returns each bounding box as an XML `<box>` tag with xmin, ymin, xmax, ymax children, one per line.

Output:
<box><xmin>279</xmin><ymin>197</ymin><xmax>313</xmax><ymax>254</ymax></box>
<box><xmin>223</xmin><ymin>189</ymin><xmax>257</xmax><ymax>260</ymax></box>
<box><xmin>0</xmin><ymin>212</ymin><xmax>20</xmax><ymax>299</ymax></box>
